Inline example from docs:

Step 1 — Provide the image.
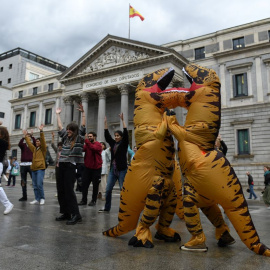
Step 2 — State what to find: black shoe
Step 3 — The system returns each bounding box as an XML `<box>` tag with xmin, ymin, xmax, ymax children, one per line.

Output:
<box><xmin>98</xmin><ymin>208</ymin><xmax>110</xmax><ymax>213</ymax></box>
<box><xmin>55</xmin><ymin>214</ymin><xmax>71</xmax><ymax>221</ymax></box>
<box><xmin>88</xmin><ymin>201</ymin><xmax>96</xmax><ymax>206</ymax></box>
<box><xmin>218</xmin><ymin>230</ymin><xmax>236</xmax><ymax>247</ymax></box>
<box><xmin>19</xmin><ymin>197</ymin><xmax>27</xmax><ymax>201</ymax></box>
<box><xmin>66</xmin><ymin>214</ymin><xmax>82</xmax><ymax>225</ymax></box>
<box><xmin>78</xmin><ymin>201</ymin><xmax>87</xmax><ymax>206</ymax></box>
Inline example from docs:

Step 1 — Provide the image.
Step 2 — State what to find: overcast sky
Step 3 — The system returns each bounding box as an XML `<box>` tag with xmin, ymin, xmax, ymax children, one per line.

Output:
<box><xmin>1</xmin><ymin>0</ymin><xmax>270</xmax><ymax>67</ymax></box>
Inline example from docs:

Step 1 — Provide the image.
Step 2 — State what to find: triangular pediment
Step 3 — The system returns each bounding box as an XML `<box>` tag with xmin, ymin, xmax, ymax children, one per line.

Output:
<box><xmin>59</xmin><ymin>35</ymin><xmax>187</xmax><ymax>83</ymax></box>
<box><xmin>79</xmin><ymin>46</ymin><xmax>151</xmax><ymax>75</ymax></box>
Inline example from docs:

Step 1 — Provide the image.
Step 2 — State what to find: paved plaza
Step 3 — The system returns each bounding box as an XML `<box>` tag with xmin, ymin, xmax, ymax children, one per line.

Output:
<box><xmin>0</xmin><ymin>180</ymin><xmax>270</xmax><ymax>270</ymax></box>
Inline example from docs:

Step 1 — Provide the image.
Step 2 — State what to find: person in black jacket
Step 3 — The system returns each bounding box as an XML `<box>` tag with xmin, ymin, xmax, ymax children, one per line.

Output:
<box><xmin>246</xmin><ymin>171</ymin><xmax>258</xmax><ymax>200</ymax></box>
<box><xmin>263</xmin><ymin>166</ymin><xmax>270</xmax><ymax>209</ymax></box>
<box><xmin>99</xmin><ymin>113</ymin><xmax>128</xmax><ymax>213</ymax></box>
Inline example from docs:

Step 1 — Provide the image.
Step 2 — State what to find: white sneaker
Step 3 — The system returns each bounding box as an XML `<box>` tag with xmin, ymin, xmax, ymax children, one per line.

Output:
<box><xmin>40</xmin><ymin>199</ymin><xmax>45</xmax><ymax>205</ymax></box>
<box><xmin>267</xmin><ymin>206</ymin><xmax>270</xmax><ymax>210</ymax></box>
<box><xmin>29</xmin><ymin>200</ymin><xmax>39</xmax><ymax>205</ymax></box>
<box><xmin>4</xmin><ymin>203</ymin><xmax>13</xmax><ymax>215</ymax></box>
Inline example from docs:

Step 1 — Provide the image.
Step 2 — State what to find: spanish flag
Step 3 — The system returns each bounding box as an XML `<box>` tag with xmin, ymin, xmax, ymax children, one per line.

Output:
<box><xmin>129</xmin><ymin>5</ymin><xmax>144</xmax><ymax>21</ymax></box>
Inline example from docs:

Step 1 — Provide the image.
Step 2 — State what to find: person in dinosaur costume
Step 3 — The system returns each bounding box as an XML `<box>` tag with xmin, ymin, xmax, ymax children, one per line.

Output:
<box><xmin>103</xmin><ymin>67</ymin><xmax>185</xmax><ymax>247</ymax></box>
<box><xmin>161</xmin><ymin>63</ymin><xmax>270</xmax><ymax>256</ymax></box>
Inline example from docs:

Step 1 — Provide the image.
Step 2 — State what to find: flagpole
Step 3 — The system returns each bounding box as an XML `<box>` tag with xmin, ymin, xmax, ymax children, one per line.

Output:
<box><xmin>128</xmin><ymin>3</ymin><xmax>130</xmax><ymax>39</ymax></box>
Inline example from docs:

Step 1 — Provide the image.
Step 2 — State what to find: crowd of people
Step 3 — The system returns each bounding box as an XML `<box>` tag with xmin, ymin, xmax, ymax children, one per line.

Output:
<box><xmin>1</xmin><ymin>115</ymin><xmax>270</xmax><ymax>220</ymax></box>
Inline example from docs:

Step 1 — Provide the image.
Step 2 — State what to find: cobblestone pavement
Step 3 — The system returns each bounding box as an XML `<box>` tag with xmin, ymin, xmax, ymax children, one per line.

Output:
<box><xmin>0</xmin><ymin>181</ymin><xmax>269</xmax><ymax>270</ymax></box>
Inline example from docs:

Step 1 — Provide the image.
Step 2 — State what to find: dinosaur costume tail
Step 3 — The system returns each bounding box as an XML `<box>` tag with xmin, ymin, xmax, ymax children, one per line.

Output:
<box><xmin>225</xmin><ymin>202</ymin><xmax>270</xmax><ymax>256</ymax></box>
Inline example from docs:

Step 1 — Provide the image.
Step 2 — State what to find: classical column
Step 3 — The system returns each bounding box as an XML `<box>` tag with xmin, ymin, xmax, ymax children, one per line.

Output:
<box><xmin>73</xmin><ymin>97</ymin><xmax>81</xmax><ymax>125</ymax></box>
<box><xmin>172</xmin><ymin>81</ymin><xmax>184</xmax><ymax>125</ymax></box>
<box><xmin>265</xmin><ymin>61</ymin><xmax>270</xmax><ymax>94</ymax></box>
<box><xmin>9</xmin><ymin>107</ymin><xmax>14</xmax><ymax>133</ymax></box>
<box><xmin>255</xmin><ymin>56</ymin><xmax>263</xmax><ymax>102</ymax></box>
<box><xmin>80</xmin><ymin>92</ymin><xmax>89</xmax><ymax>128</ymax></box>
<box><xmin>23</xmin><ymin>105</ymin><xmax>28</xmax><ymax>130</ymax></box>
<box><xmin>219</xmin><ymin>64</ymin><xmax>227</xmax><ymax>108</ymax></box>
<box><xmin>118</xmin><ymin>84</ymin><xmax>130</xmax><ymax>129</ymax></box>
<box><xmin>63</xmin><ymin>96</ymin><xmax>73</xmax><ymax>125</ymax></box>
<box><xmin>38</xmin><ymin>101</ymin><xmax>43</xmax><ymax>127</ymax></box>
<box><xmin>96</xmin><ymin>89</ymin><xmax>106</xmax><ymax>142</ymax></box>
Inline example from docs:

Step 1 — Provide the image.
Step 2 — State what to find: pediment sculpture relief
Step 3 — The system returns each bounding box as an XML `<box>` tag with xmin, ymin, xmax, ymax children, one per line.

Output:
<box><xmin>80</xmin><ymin>46</ymin><xmax>150</xmax><ymax>74</ymax></box>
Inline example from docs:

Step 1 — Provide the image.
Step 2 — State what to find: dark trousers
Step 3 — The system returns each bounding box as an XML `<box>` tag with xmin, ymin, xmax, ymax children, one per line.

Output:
<box><xmin>7</xmin><ymin>174</ymin><xmax>16</xmax><ymax>186</ymax></box>
<box><xmin>57</xmin><ymin>162</ymin><xmax>80</xmax><ymax>215</ymax></box>
<box><xmin>55</xmin><ymin>166</ymin><xmax>60</xmax><ymax>193</ymax></box>
<box><xmin>20</xmin><ymin>165</ymin><xmax>32</xmax><ymax>198</ymax></box>
<box><xmin>81</xmin><ymin>167</ymin><xmax>101</xmax><ymax>203</ymax></box>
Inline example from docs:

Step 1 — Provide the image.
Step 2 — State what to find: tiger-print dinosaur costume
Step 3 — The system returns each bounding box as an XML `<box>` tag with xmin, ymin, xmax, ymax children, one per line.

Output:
<box><xmin>163</xmin><ymin>63</ymin><xmax>270</xmax><ymax>256</ymax></box>
<box><xmin>103</xmin><ymin>68</ymin><xmax>184</xmax><ymax>247</ymax></box>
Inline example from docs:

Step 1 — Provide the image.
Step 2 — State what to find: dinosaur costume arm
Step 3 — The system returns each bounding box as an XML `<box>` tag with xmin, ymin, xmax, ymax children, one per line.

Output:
<box><xmin>166</xmin><ymin>114</ymin><xmax>186</xmax><ymax>142</ymax></box>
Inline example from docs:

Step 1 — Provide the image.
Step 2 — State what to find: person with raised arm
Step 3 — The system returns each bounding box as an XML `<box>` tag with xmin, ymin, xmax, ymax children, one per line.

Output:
<box><xmin>99</xmin><ymin>113</ymin><xmax>129</xmax><ymax>213</ymax></box>
<box><xmin>55</xmin><ymin>104</ymin><xmax>85</xmax><ymax>225</ymax></box>
<box><xmin>18</xmin><ymin>129</ymin><xmax>36</xmax><ymax>201</ymax></box>
<box><xmin>24</xmin><ymin>124</ymin><xmax>47</xmax><ymax>205</ymax></box>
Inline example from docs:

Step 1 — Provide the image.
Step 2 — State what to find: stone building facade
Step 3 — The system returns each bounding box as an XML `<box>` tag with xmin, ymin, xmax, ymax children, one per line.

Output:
<box><xmin>0</xmin><ymin>48</ymin><xmax>67</xmax><ymax>131</ymax></box>
<box><xmin>164</xmin><ymin>18</ymin><xmax>270</xmax><ymax>188</ymax></box>
<box><xmin>7</xmin><ymin>18</ymin><xmax>270</xmax><ymax>187</ymax></box>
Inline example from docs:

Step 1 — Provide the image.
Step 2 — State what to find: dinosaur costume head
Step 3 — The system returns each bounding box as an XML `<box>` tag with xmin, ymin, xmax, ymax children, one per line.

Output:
<box><xmin>183</xmin><ymin>64</ymin><xmax>221</xmax><ymax>93</ymax></box>
<box><xmin>136</xmin><ymin>68</ymin><xmax>174</xmax><ymax>93</ymax></box>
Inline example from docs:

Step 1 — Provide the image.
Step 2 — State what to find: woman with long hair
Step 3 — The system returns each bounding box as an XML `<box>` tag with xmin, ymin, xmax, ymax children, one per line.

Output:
<box><xmin>0</xmin><ymin>122</ymin><xmax>14</xmax><ymax>214</ymax></box>
<box><xmin>24</xmin><ymin>124</ymin><xmax>47</xmax><ymax>205</ymax></box>
<box><xmin>55</xmin><ymin>104</ymin><xmax>85</xmax><ymax>225</ymax></box>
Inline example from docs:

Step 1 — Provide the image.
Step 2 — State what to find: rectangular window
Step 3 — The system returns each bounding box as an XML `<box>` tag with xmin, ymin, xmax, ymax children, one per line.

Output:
<box><xmin>18</xmin><ymin>91</ymin><xmax>23</xmax><ymax>98</ymax></box>
<box><xmin>0</xmin><ymin>67</ymin><xmax>3</xmax><ymax>72</ymax></box>
<box><xmin>233</xmin><ymin>37</ymin><xmax>245</xmax><ymax>50</ymax></box>
<box><xmin>29</xmin><ymin>72</ymin><xmax>39</xmax><ymax>80</ymax></box>
<box><xmin>0</xmin><ymin>81</ymin><xmax>2</xmax><ymax>86</ymax></box>
<box><xmin>237</xmin><ymin>129</ymin><xmax>250</xmax><ymax>155</ymax></box>
<box><xmin>45</xmin><ymin>108</ymin><xmax>52</xmax><ymax>125</ymax></box>
<box><xmin>0</xmin><ymin>112</ymin><xmax>5</xmax><ymax>118</ymax></box>
<box><xmin>9</xmin><ymin>64</ymin><xmax>12</xmax><ymax>69</ymax></box>
<box><xmin>48</xmin><ymin>83</ymin><xmax>54</xmax><ymax>92</ymax></box>
<box><xmin>7</xmin><ymin>78</ymin><xmax>11</xmax><ymax>84</ymax></box>
<box><xmin>11</xmin><ymin>149</ymin><xmax>17</xmax><ymax>158</ymax></box>
<box><xmin>195</xmin><ymin>47</ymin><xmax>205</xmax><ymax>60</ymax></box>
<box><xmin>15</xmin><ymin>114</ymin><xmax>21</xmax><ymax>129</ymax></box>
<box><xmin>29</xmin><ymin>111</ymin><xmax>36</xmax><ymax>127</ymax></box>
<box><xmin>33</xmin><ymin>87</ymin><xmax>38</xmax><ymax>95</ymax></box>
<box><xmin>233</xmin><ymin>73</ymin><xmax>248</xmax><ymax>97</ymax></box>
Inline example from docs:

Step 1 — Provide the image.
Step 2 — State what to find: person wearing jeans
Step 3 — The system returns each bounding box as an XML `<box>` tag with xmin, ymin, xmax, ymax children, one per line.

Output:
<box><xmin>246</xmin><ymin>172</ymin><xmax>258</xmax><ymax>200</ymax></box>
<box><xmin>24</xmin><ymin>125</ymin><xmax>47</xmax><ymax>205</ymax></box>
<box><xmin>99</xmin><ymin>113</ymin><xmax>129</xmax><ymax>213</ymax></box>
<box><xmin>0</xmin><ymin>122</ymin><xmax>14</xmax><ymax>215</ymax></box>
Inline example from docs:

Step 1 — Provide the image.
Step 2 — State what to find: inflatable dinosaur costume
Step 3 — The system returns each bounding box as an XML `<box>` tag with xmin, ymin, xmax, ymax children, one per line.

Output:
<box><xmin>162</xmin><ymin>63</ymin><xmax>270</xmax><ymax>256</ymax></box>
<box><xmin>103</xmin><ymin>68</ymin><xmax>184</xmax><ymax>247</ymax></box>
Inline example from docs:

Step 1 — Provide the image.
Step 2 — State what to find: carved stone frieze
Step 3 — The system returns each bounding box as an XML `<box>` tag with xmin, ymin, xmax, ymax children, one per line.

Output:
<box><xmin>80</xmin><ymin>46</ymin><xmax>150</xmax><ymax>74</ymax></box>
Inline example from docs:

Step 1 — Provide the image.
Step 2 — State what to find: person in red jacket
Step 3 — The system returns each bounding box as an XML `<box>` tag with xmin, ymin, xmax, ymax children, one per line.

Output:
<box><xmin>18</xmin><ymin>130</ymin><xmax>36</xmax><ymax>201</ymax></box>
<box><xmin>78</xmin><ymin>132</ymin><xmax>102</xmax><ymax>206</ymax></box>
